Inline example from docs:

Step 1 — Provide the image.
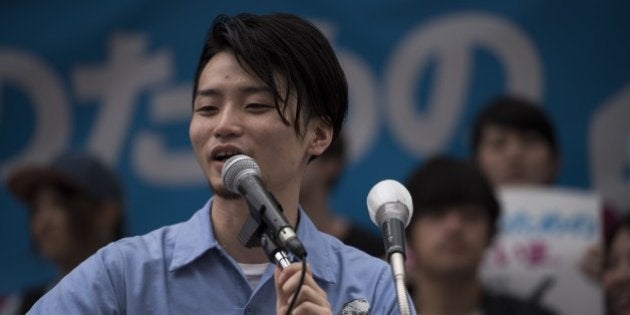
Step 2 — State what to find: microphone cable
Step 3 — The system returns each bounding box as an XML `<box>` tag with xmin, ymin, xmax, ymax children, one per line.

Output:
<box><xmin>285</xmin><ymin>258</ymin><xmax>307</xmax><ymax>315</ymax></box>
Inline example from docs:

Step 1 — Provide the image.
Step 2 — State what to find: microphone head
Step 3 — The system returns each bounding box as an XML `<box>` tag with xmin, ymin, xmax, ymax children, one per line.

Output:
<box><xmin>366</xmin><ymin>179</ymin><xmax>413</xmax><ymax>227</ymax></box>
<box><xmin>221</xmin><ymin>154</ymin><xmax>260</xmax><ymax>193</ymax></box>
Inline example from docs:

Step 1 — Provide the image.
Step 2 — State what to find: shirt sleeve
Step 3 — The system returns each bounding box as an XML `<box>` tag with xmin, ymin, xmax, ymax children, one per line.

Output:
<box><xmin>26</xmin><ymin>244</ymin><xmax>124</xmax><ymax>314</ymax></box>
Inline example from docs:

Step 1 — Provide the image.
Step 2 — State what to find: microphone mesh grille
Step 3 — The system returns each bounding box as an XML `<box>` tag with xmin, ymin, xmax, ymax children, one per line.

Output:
<box><xmin>221</xmin><ymin>155</ymin><xmax>260</xmax><ymax>192</ymax></box>
<box><xmin>366</xmin><ymin>179</ymin><xmax>414</xmax><ymax>226</ymax></box>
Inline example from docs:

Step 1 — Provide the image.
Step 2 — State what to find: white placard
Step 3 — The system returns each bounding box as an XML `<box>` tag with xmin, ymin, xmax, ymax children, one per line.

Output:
<box><xmin>481</xmin><ymin>186</ymin><xmax>603</xmax><ymax>315</ymax></box>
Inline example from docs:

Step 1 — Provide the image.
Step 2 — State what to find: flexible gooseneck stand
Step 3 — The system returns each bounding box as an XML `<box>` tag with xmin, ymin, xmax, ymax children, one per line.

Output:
<box><xmin>390</xmin><ymin>252</ymin><xmax>411</xmax><ymax>315</ymax></box>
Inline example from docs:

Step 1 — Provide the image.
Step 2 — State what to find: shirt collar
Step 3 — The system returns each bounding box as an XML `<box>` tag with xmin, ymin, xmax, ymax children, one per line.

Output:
<box><xmin>169</xmin><ymin>199</ymin><xmax>217</xmax><ymax>271</ymax></box>
<box><xmin>169</xmin><ymin>198</ymin><xmax>338</xmax><ymax>285</ymax></box>
<box><xmin>294</xmin><ymin>206</ymin><xmax>337</xmax><ymax>284</ymax></box>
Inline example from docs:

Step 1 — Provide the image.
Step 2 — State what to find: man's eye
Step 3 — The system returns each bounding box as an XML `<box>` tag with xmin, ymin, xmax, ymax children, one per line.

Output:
<box><xmin>195</xmin><ymin>105</ymin><xmax>217</xmax><ymax>115</ymax></box>
<box><xmin>246</xmin><ymin>103</ymin><xmax>274</xmax><ymax>112</ymax></box>
<box><xmin>484</xmin><ymin>137</ymin><xmax>505</xmax><ymax>149</ymax></box>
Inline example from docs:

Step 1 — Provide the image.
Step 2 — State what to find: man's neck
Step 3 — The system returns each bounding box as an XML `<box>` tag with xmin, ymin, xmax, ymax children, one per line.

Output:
<box><xmin>413</xmin><ymin>272</ymin><xmax>483</xmax><ymax>315</ymax></box>
<box><xmin>210</xmin><ymin>193</ymin><xmax>300</xmax><ymax>264</ymax></box>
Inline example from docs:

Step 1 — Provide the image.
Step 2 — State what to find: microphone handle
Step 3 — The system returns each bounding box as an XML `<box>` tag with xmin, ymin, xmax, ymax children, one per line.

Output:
<box><xmin>381</xmin><ymin>218</ymin><xmax>406</xmax><ymax>258</ymax></box>
<box><xmin>239</xmin><ymin>174</ymin><xmax>307</xmax><ymax>259</ymax></box>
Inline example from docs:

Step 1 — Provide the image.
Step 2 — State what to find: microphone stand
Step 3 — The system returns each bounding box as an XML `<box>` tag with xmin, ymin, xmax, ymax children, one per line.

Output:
<box><xmin>238</xmin><ymin>208</ymin><xmax>293</xmax><ymax>269</ymax></box>
<box><xmin>389</xmin><ymin>252</ymin><xmax>411</xmax><ymax>315</ymax></box>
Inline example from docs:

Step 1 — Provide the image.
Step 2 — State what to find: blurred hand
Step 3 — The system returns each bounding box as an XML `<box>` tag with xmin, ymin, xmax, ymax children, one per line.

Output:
<box><xmin>274</xmin><ymin>262</ymin><xmax>332</xmax><ymax>315</ymax></box>
<box><xmin>579</xmin><ymin>244</ymin><xmax>604</xmax><ymax>284</ymax></box>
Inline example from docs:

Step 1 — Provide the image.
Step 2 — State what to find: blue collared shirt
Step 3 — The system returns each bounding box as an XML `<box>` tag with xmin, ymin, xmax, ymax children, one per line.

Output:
<box><xmin>28</xmin><ymin>199</ymin><xmax>414</xmax><ymax>314</ymax></box>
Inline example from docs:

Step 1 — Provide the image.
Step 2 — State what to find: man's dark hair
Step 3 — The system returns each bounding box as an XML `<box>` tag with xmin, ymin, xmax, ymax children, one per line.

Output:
<box><xmin>193</xmin><ymin>13</ymin><xmax>348</xmax><ymax>143</ymax></box>
<box><xmin>404</xmin><ymin>156</ymin><xmax>501</xmax><ymax>241</ymax></box>
<box><xmin>471</xmin><ymin>95</ymin><xmax>558</xmax><ymax>159</ymax></box>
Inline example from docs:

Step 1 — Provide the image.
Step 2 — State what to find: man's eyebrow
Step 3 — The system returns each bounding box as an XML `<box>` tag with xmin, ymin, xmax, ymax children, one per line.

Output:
<box><xmin>195</xmin><ymin>85</ymin><xmax>274</xmax><ymax>97</ymax></box>
<box><xmin>196</xmin><ymin>88</ymin><xmax>220</xmax><ymax>97</ymax></box>
<box><xmin>240</xmin><ymin>85</ymin><xmax>274</xmax><ymax>95</ymax></box>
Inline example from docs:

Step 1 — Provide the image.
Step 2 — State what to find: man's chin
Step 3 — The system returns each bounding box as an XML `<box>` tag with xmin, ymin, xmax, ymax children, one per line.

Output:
<box><xmin>210</xmin><ymin>186</ymin><xmax>242</xmax><ymax>200</ymax></box>
<box><xmin>438</xmin><ymin>269</ymin><xmax>477</xmax><ymax>281</ymax></box>
<box><xmin>503</xmin><ymin>173</ymin><xmax>528</xmax><ymax>185</ymax></box>
<box><xmin>432</xmin><ymin>260</ymin><xmax>478</xmax><ymax>278</ymax></box>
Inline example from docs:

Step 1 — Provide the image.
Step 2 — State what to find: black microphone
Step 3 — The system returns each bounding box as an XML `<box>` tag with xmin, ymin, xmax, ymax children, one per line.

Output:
<box><xmin>222</xmin><ymin>154</ymin><xmax>307</xmax><ymax>259</ymax></box>
<box><xmin>367</xmin><ymin>179</ymin><xmax>413</xmax><ymax>315</ymax></box>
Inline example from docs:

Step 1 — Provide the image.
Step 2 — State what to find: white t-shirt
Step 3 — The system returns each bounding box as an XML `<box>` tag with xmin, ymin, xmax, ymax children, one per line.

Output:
<box><xmin>238</xmin><ymin>263</ymin><xmax>270</xmax><ymax>289</ymax></box>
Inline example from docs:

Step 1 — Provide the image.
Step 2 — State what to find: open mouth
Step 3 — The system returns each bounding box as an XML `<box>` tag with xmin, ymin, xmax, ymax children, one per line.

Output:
<box><xmin>213</xmin><ymin>151</ymin><xmax>243</xmax><ymax>162</ymax></box>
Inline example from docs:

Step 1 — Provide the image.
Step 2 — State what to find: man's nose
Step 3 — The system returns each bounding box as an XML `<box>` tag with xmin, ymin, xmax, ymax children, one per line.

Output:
<box><xmin>443</xmin><ymin>210</ymin><xmax>465</xmax><ymax>231</ymax></box>
<box><xmin>504</xmin><ymin>139</ymin><xmax>524</xmax><ymax>158</ymax></box>
<box><xmin>213</xmin><ymin>106</ymin><xmax>242</xmax><ymax>138</ymax></box>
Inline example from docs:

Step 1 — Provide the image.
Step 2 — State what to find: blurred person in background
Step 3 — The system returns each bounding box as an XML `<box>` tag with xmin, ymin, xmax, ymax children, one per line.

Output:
<box><xmin>603</xmin><ymin>213</ymin><xmax>630</xmax><ymax>315</ymax></box>
<box><xmin>404</xmin><ymin>155</ymin><xmax>557</xmax><ymax>315</ymax></box>
<box><xmin>470</xmin><ymin>94</ymin><xmax>619</xmax><ymax>282</ymax></box>
<box><xmin>0</xmin><ymin>152</ymin><xmax>125</xmax><ymax>315</ymax></box>
<box><xmin>300</xmin><ymin>134</ymin><xmax>384</xmax><ymax>257</ymax></box>
<box><xmin>471</xmin><ymin>95</ymin><xmax>560</xmax><ymax>187</ymax></box>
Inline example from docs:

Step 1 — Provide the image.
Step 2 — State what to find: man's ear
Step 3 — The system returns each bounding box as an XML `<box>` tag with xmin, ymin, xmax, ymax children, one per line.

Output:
<box><xmin>307</xmin><ymin>119</ymin><xmax>333</xmax><ymax>157</ymax></box>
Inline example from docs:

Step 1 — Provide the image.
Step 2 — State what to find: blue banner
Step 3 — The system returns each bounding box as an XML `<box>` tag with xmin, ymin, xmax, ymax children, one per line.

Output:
<box><xmin>1</xmin><ymin>0</ymin><xmax>629</xmax><ymax>292</ymax></box>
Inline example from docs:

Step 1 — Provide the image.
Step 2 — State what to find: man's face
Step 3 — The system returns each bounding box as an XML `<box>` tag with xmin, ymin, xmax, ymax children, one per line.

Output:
<box><xmin>30</xmin><ymin>187</ymin><xmax>78</xmax><ymax>265</ymax></box>
<box><xmin>476</xmin><ymin>125</ymin><xmax>557</xmax><ymax>186</ymax></box>
<box><xmin>409</xmin><ymin>205</ymin><xmax>490</xmax><ymax>278</ymax></box>
<box><xmin>190</xmin><ymin>51</ymin><xmax>327</xmax><ymax>198</ymax></box>
<box><xmin>604</xmin><ymin>228</ymin><xmax>630</xmax><ymax>315</ymax></box>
